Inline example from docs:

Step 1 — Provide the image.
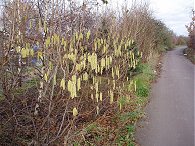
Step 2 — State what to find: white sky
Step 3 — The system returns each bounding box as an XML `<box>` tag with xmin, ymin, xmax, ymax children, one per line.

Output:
<box><xmin>108</xmin><ymin>0</ymin><xmax>194</xmax><ymax>36</ymax></box>
<box><xmin>149</xmin><ymin>0</ymin><xmax>194</xmax><ymax>36</ymax></box>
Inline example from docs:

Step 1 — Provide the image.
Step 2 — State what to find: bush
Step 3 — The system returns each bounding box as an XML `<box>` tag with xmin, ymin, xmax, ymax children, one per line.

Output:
<box><xmin>0</xmin><ymin>0</ymin><xmax>174</xmax><ymax>145</ymax></box>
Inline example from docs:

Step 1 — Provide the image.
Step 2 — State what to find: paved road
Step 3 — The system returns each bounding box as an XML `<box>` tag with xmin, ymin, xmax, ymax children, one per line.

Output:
<box><xmin>136</xmin><ymin>47</ymin><xmax>194</xmax><ymax>146</ymax></box>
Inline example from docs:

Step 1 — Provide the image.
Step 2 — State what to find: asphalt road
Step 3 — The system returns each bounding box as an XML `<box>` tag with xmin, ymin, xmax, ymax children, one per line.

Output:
<box><xmin>136</xmin><ymin>46</ymin><xmax>194</xmax><ymax>146</ymax></box>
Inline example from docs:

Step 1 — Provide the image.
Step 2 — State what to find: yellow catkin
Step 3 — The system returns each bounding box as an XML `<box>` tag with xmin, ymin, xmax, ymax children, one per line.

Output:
<box><xmin>97</xmin><ymin>64</ymin><xmax>100</xmax><ymax>73</ymax></box>
<box><xmin>97</xmin><ymin>38</ymin><xmax>101</xmax><ymax>48</ymax></box>
<box><xmin>75</xmin><ymin>32</ymin><xmax>79</xmax><ymax>41</ymax></box>
<box><xmin>72</xmin><ymin>75</ymin><xmax>77</xmax><ymax>84</ymax></box>
<box><xmin>60</xmin><ymin>78</ymin><xmax>65</xmax><ymax>90</ymax></box>
<box><xmin>44</xmin><ymin>73</ymin><xmax>48</xmax><ymax>82</ymax></box>
<box><xmin>108</xmin><ymin>79</ymin><xmax>110</xmax><ymax>84</ymax></box>
<box><xmin>86</xmin><ymin>30</ymin><xmax>90</xmax><ymax>40</ymax></box>
<box><xmin>73</xmin><ymin>107</ymin><xmax>78</xmax><ymax>116</ymax></box>
<box><xmin>130</xmin><ymin>50</ymin><xmax>132</xmax><ymax>56</ymax></box>
<box><xmin>67</xmin><ymin>76</ymin><xmax>77</xmax><ymax>98</ymax></box>
<box><xmin>133</xmin><ymin>60</ymin><xmax>136</xmax><ymax>69</ymax></box>
<box><xmin>110</xmin><ymin>90</ymin><xmax>114</xmax><ymax>104</ymax></box>
<box><xmin>29</xmin><ymin>49</ymin><xmax>34</xmax><ymax>56</ymax></box>
<box><xmin>61</xmin><ymin>37</ymin><xmax>64</xmax><ymax>46</ymax></box>
<box><xmin>26</xmin><ymin>43</ymin><xmax>30</xmax><ymax>50</ymax></box>
<box><xmin>29</xmin><ymin>19</ymin><xmax>32</xmax><ymax>29</ymax></box>
<box><xmin>83</xmin><ymin>72</ymin><xmax>88</xmax><ymax>81</ymax></box>
<box><xmin>109</xmin><ymin>56</ymin><xmax>112</xmax><ymax>64</ymax></box>
<box><xmin>53</xmin><ymin>74</ymin><xmax>56</xmax><ymax>85</ymax></box>
<box><xmin>96</xmin><ymin>106</ymin><xmax>99</xmax><ymax>115</ymax></box>
<box><xmin>100</xmin><ymin>92</ymin><xmax>103</xmax><ymax>101</ymax></box>
<box><xmin>119</xmin><ymin>45</ymin><xmax>122</xmax><ymax>56</ymax></box>
<box><xmin>69</xmin><ymin>42</ymin><xmax>73</xmax><ymax>52</ymax></box>
<box><xmin>21</xmin><ymin>48</ymin><xmax>27</xmax><ymax>58</ymax></box>
<box><xmin>119</xmin><ymin>103</ymin><xmax>122</xmax><ymax>111</ymax></box>
<box><xmin>79</xmin><ymin>32</ymin><xmax>83</xmax><ymax>40</ymax></box>
<box><xmin>76</xmin><ymin>64</ymin><xmax>80</xmax><ymax>72</ymax></box>
<box><xmin>94</xmin><ymin>41</ymin><xmax>97</xmax><ymax>51</ymax></box>
<box><xmin>72</xmin><ymin>83</ymin><xmax>77</xmax><ymax>98</ymax></box>
<box><xmin>105</xmin><ymin>55</ymin><xmax>108</xmax><ymax>70</ymax></box>
<box><xmin>37</xmin><ymin>51</ymin><xmax>43</xmax><ymax>60</ymax></box>
<box><xmin>68</xmin><ymin>80</ymin><xmax>72</xmax><ymax>94</ymax></box>
<box><xmin>125</xmin><ymin>43</ymin><xmax>127</xmax><ymax>50</ymax></box>
<box><xmin>101</xmin><ymin>58</ymin><xmax>105</xmax><ymax>68</ymax></box>
<box><xmin>103</xmin><ymin>45</ymin><xmax>106</xmax><ymax>54</ymax></box>
<box><xmin>95</xmin><ymin>82</ymin><xmax>98</xmax><ymax>93</ymax></box>
<box><xmin>91</xmin><ymin>94</ymin><xmax>94</xmax><ymax>100</ymax></box>
<box><xmin>16</xmin><ymin>46</ymin><xmax>21</xmax><ymax>53</ymax></box>
<box><xmin>116</xmin><ymin>67</ymin><xmax>120</xmax><ymax>78</ymax></box>
<box><xmin>77</xmin><ymin>78</ymin><xmax>81</xmax><ymax>91</ymax></box>
<box><xmin>26</xmin><ymin>48</ymin><xmax>30</xmax><ymax>56</ymax></box>
<box><xmin>93</xmin><ymin>76</ymin><xmax>95</xmax><ymax>84</ymax></box>
<box><xmin>113</xmin><ymin>80</ymin><xmax>116</xmax><ymax>89</ymax></box>
<box><xmin>96</xmin><ymin>92</ymin><xmax>99</xmax><ymax>102</ymax></box>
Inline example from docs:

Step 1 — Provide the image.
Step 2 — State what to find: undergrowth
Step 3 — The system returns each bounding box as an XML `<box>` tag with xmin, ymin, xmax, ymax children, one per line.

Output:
<box><xmin>184</xmin><ymin>48</ymin><xmax>195</xmax><ymax>64</ymax></box>
<box><xmin>72</xmin><ymin>59</ymin><xmax>158</xmax><ymax>146</ymax></box>
<box><xmin>134</xmin><ymin>63</ymin><xmax>155</xmax><ymax>97</ymax></box>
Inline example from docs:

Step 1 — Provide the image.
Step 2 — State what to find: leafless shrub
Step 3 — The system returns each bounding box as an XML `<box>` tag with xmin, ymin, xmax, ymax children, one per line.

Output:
<box><xmin>0</xmin><ymin>0</ymin><xmax>175</xmax><ymax>145</ymax></box>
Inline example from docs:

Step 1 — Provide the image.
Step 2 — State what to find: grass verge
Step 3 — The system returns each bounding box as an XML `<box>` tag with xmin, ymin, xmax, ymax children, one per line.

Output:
<box><xmin>183</xmin><ymin>48</ymin><xmax>195</xmax><ymax>64</ymax></box>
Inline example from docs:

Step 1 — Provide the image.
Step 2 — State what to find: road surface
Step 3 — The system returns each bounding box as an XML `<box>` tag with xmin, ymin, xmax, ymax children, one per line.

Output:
<box><xmin>136</xmin><ymin>47</ymin><xmax>194</xmax><ymax>146</ymax></box>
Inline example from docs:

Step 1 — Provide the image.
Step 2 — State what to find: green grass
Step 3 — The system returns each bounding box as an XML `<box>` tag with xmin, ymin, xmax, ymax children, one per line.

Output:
<box><xmin>119</xmin><ymin>110</ymin><xmax>144</xmax><ymax>123</ymax></box>
<box><xmin>135</xmin><ymin>76</ymin><xmax>150</xmax><ymax>97</ymax></box>
<box><xmin>132</xmin><ymin>63</ymin><xmax>155</xmax><ymax>97</ymax></box>
<box><xmin>115</xmin><ymin>62</ymin><xmax>157</xmax><ymax>145</ymax></box>
<box><xmin>116</xmin><ymin>109</ymin><xmax>140</xmax><ymax>146</ymax></box>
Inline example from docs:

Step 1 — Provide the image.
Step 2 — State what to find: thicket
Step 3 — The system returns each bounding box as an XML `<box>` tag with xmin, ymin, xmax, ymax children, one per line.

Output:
<box><xmin>186</xmin><ymin>10</ymin><xmax>195</xmax><ymax>49</ymax></box>
<box><xmin>0</xmin><ymin>0</ymin><xmax>175</xmax><ymax>145</ymax></box>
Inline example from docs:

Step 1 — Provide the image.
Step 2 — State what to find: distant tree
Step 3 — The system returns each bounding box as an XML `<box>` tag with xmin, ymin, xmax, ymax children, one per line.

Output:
<box><xmin>153</xmin><ymin>19</ymin><xmax>175</xmax><ymax>50</ymax></box>
<box><xmin>175</xmin><ymin>35</ymin><xmax>188</xmax><ymax>45</ymax></box>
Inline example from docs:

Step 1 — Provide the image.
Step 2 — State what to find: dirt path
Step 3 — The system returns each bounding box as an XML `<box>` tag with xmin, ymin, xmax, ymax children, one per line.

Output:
<box><xmin>136</xmin><ymin>46</ymin><xmax>194</xmax><ymax>146</ymax></box>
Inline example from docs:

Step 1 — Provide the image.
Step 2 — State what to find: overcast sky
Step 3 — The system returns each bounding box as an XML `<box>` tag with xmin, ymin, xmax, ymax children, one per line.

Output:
<box><xmin>149</xmin><ymin>0</ymin><xmax>194</xmax><ymax>36</ymax></box>
<box><xmin>108</xmin><ymin>0</ymin><xmax>194</xmax><ymax>36</ymax></box>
